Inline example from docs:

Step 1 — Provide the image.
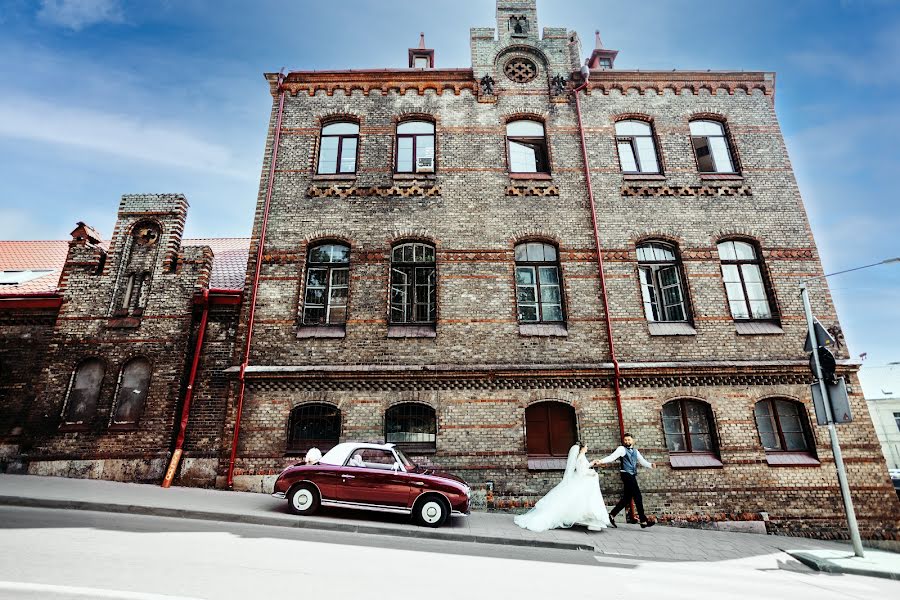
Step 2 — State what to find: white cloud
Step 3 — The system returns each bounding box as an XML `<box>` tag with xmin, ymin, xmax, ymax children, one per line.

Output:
<box><xmin>37</xmin><ymin>0</ymin><xmax>124</xmax><ymax>31</ymax></box>
<box><xmin>0</xmin><ymin>95</ymin><xmax>254</xmax><ymax>180</ymax></box>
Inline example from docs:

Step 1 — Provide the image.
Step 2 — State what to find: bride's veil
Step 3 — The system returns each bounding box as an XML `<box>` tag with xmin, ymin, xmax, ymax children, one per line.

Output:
<box><xmin>562</xmin><ymin>444</ymin><xmax>580</xmax><ymax>482</ymax></box>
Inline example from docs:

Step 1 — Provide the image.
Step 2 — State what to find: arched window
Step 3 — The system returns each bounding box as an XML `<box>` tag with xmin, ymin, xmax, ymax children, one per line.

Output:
<box><xmin>717</xmin><ymin>240</ymin><xmax>774</xmax><ymax>321</ymax></box>
<box><xmin>754</xmin><ymin>399</ymin><xmax>814</xmax><ymax>453</ymax></box>
<box><xmin>63</xmin><ymin>358</ymin><xmax>105</xmax><ymax>426</ymax></box>
<box><xmin>514</xmin><ymin>242</ymin><xmax>563</xmax><ymax>323</ymax></box>
<box><xmin>385</xmin><ymin>403</ymin><xmax>437</xmax><ymax>453</ymax></box>
<box><xmin>287</xmin><ymin>403</ymin><xmax>341</xmax><ymax>453</ymax></box>
<box><xmin>615</xmin><ymin>120</ymin><xmax>660</xmax><ymax>174</ymax></box>
<box><xmin>110</xmin><ymin>358</ymin><xmax>151</xmax><ymax>427</ymax></box>
<box><xmin>525</xmin><ymin>401</ymin><xmax>577</xmax><ymax>457</ymax></box>
<box><xmin>396</xmin><ymin>121</ymin><xmax>435</xmax><ymax>173</ymax></box>
<box><xmin>637</xmin><ymin>242</ymin><xmax>688</xmax><ymax>323</ymax></box>
<box><xmin>507</xmin><ymin>120</ymin><xmax>549</xmax><ymax>174</ymax></box>
<box><xmin>317</xmin><ymin>121</ymin><xmax>359</xmax><ymax>175</ymax></box>
<box><xmin>302</xmin><ymin>243</ymin><xmax>350</xmax><ymax>326</ymax></box>
<box><xmin>690</xmin><ymin>120</ymin><xmax>737</xmax><ymax>173</ymax></box>
<box><xmin>390</xmin><ymin>242</ymin><xmax>436</xmax><ymax>324</ymax></box>
<box><xmin>662</xmin><ymin>399</ymin><xmax>718</xmax><ymax>453</ymax></box>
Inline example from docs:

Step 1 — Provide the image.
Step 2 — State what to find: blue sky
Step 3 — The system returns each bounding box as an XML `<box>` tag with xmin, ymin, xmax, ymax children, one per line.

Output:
<box><xmin>1</xmin><ymin>0</ymin><xmax>898</xmax><ymax>396</ymax></box>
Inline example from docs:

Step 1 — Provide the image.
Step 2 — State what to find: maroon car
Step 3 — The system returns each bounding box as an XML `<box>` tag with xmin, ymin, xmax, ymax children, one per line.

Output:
<box><xmin>272</xmin><ymin>442</ymin><xmax>471</xmax><ymax>527</ymax></box>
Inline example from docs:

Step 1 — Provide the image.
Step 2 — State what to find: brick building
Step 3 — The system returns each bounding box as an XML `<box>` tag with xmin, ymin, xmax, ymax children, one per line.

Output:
<box><xmin>1</xmin><ymin>0</ymin><xmax>898</xmax><ymax>540</ymax></box>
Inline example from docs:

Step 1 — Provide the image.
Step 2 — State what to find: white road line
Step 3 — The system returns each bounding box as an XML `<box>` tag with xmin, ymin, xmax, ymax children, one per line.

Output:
<box><xmin>0</xmin><ymin>581</ymin><xmax>204</xmax><ymax>600</ymax></box>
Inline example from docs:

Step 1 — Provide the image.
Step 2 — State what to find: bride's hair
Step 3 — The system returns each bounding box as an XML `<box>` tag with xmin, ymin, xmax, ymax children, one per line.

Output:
<box><xmin>577</xmin><ymin>441</ymin><xmax>586</xmax><ymax>449</ymax></box>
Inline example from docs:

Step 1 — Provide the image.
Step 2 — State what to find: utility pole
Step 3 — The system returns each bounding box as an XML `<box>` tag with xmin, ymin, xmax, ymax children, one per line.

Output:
<box><xmin>799</xmin><ymin>256</ymin><xmax>899</xmax><ymax>558</ymax></box>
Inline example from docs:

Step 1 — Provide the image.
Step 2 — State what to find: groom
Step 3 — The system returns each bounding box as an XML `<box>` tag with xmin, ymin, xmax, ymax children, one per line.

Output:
<box><xmin>594</xmin><ymin>433</ymin><xmax>655</xmax><ymax>529</ymax></box>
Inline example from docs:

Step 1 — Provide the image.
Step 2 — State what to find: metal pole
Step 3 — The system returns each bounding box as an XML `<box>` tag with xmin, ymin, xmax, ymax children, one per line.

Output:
<box><xmin>800</xmin><ymin>283</ymin><xmax>865</xmax><ymax>557</ymax></box>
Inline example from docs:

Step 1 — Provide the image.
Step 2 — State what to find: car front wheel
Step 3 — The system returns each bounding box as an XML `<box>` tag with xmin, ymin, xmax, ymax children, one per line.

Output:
<box><xmin>414</xmin><ymin>496</ymin><xmax>448</xmax><ymax>528</ymax></box>
<box><xmin>287</xmin><ymin>483</ymin><xmax>320</xmax><ymax>515</ymax></box>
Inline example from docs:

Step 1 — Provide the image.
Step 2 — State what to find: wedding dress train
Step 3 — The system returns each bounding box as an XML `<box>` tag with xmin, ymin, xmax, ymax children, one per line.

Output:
<box><xmin>514</xmin><ymin>445</ymin><xmax>610</xmax><ymax>532</ymax></box>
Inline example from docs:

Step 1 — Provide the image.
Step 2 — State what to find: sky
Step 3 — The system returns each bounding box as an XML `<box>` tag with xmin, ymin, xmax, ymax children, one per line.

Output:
<box><xmin>0</xmin><ymin>0</ymin><xmax>898</xmax><ymax>397</ymax></box>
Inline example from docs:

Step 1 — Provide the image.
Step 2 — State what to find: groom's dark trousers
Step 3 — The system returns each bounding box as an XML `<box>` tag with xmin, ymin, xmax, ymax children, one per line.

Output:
<box><xmin>610</xmin><ymin>472</ymin><xmax>646</xmax><ymax>522</ymax></box>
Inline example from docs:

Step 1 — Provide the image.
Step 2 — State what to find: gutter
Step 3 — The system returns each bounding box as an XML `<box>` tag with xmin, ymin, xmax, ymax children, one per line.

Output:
<box><xmin>226</xmin><ymin>71</ymin><xmax>288</xmax><ymax>488</ymax></box>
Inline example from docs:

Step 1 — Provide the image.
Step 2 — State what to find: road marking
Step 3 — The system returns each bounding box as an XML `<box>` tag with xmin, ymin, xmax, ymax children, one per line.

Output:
<box><xmin>0</xmin><ymin>581</ymin><xmax>204</xmax><ymax>599</ymax></box>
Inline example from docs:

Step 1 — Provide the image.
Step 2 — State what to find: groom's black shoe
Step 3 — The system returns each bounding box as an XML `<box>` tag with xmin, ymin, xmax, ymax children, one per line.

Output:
<box><xmin>640</xmin><ymin>520</ymin><xmax>655</xmax><ymax>529</ymax></box>
<box><xmin>608</xmin><ymin>516</ymin><xmax>617</xmax><ymax>528</ymax></box>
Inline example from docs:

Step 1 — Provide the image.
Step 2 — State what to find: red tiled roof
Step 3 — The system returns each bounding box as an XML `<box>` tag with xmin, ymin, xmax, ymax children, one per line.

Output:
<box><xmin>0</xmin><ymin>241</ymin><xmax>69</xmax><ymax>294</ymax></box>
<box><xmin>0</xmin><ymin>238</ymin><xmax>250</xmax><ymax>296</ymax></box>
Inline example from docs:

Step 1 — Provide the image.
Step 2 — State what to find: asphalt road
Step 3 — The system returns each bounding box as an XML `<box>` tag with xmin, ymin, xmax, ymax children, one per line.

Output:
<box><xmin>0</xmin><ymin>506</ymin><xmax>897</xmax><ymax>599</ymax></box>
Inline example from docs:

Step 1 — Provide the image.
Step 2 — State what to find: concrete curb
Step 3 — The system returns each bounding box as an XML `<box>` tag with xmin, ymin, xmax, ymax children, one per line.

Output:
<box><xmin>785</xmin><ymin>550</ymin><xmax>900</xmax><ymax>581</ymax></box>
<box><xmin>0</xmin><ymin>495</ymin><xmax>596</xmax><ymax>553</ymax></box>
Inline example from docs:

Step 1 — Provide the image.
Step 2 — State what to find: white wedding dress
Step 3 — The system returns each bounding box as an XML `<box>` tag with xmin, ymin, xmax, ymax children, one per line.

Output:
<box><xmin>514</xmin><ymin>445</ymin><xmax>610</xmax><ymax>532</ymax></box>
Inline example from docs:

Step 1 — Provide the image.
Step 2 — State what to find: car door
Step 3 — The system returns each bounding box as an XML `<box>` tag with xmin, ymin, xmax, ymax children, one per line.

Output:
<box><xmin>336</xmin><ymin>448</ymin><xmax>412</xmax><ymax>508</ymax></box>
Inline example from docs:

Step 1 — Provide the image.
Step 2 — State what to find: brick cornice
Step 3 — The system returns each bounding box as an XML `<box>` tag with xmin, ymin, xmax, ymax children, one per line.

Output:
<box><xmin>271</xmin><ymin>69</ymin><xmax>477</xmax><ymax>98</ymax></box>
<box><xmin>573</xmin><ymin>70</ymin><xmax>775</xmax><ymax>97</ymax></box>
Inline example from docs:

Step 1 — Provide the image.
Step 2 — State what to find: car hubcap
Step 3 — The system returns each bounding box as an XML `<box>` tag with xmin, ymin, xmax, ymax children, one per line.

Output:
<box><xmin>293</xmin><ymin>489</ymin><xmax>313</xmax><ymax>512</ymax></box>
<box><xmin>421</xmin><ymin>501</ymin><xmax>443</xmax><ymax>524</ymax></box>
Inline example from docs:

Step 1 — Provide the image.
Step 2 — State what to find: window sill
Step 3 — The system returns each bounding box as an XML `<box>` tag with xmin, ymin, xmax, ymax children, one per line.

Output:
<box><xmin>699</xmin><ymin>173</ymin><xmax>744</xmax><ymax>181</ymax></box>
<box><xmin>527</xmin><ymin>457</ymin><xmax>568</xmax><ymax>471</ymax></box>
<box><xmin>58</xmin><ymin>423</ymin><xmax>89</xmax><ymax>433</ymax></box>
<box><xmin>392</xmin><ymin>445</ymin><xmax>437</xmax><ymax>455</ymax></box>
<box><xmin>519</xmin><ymin>323</ymin><xmax>568</xmax><ymax>337</ymax></box>
<box><xmin>107</xmin><ymin>317</ymin><xmax>141</xmax><ymax>329</ymax></box>
<box><xmin>108</xmin><ymin>423</ymin><xmax>139</xmax><ymax>432</ymax></box>
<box><xmin>297</xmin><ymin>325</ymin><xmax>346</xmax><ymax>339</ymax></box>
<box><xmin>509</xmin><ymin>173</ymin><xmax>552</xmax><ymax>181</ymax></box>
<box><xmin>735</xmin><ymin>321</ymin><xmax>783</xmax><ymax>335</ymax></box>
<box><xmin>765</xmin><ymin>452</ymin><xmax>820</xmax><ymax>467</ymax></box>
<box><xmin>648</xmin><ymin>322</ymin><xmax>697</xmax><ymax>336</ymax></box>
<box><xmin>669</xmin><ymin>453</ymin><xmax>723</xmax><ymax>469</ymax></box>
<box><xmin>311</xmin><ymin>174</ymin><xmax>357</xmax><ymax>182</ymax></box>
<box><xmin>392</xmin><ymin>173</ymin><xmax>436</xmax><ymax>181</ymax></box>
<box><xmin>387</xmin><ymin>324</ymin><xmax>436</xmax><ymax>338</ymax></box>
<box><xmin>623</xmin><ymin>173</ymin><xmax>666</xmax><ymax>181</ymax></box>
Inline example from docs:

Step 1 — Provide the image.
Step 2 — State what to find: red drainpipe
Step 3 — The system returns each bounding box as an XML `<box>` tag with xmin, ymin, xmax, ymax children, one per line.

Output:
<box><xmin>226</xmin><ymin>72</ymin><xmax>287</xmax><ymax>488</ymax></box>
<box><xmin>573</xmin><ymin>79</ymin><xmax>626</xmax><ymax>438</ymax></box>
<box><xmin>162</xmin><ymin>288</ymin><xmax>211</xmax><ymax>488</ymax></box>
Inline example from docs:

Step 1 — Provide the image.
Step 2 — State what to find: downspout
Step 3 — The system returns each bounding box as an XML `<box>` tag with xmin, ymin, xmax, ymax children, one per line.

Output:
<box><xmin>572</xmin><ymin>79</ymin><xmax>626</xmax><ymax>438</ymax></box>
<box><xmin>162</xmin><ymin>288</ymin><xmax>210</xmax><ymax>488</ymax></box>
<box><xmin>226</xmin><ymin>71</ymin><xmax>287</xmax><ymax>488</ymax></box>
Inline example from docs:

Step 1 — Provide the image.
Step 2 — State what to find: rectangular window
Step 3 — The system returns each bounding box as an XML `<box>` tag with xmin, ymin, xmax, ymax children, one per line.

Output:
<box><xmin>0</xmin><ymin>269</ymin><xmax>53</xmax><ymax>285</ymax></box>
<box><xmin>894</xmin><ymin>412</ymin><xmax>900</xmax><ymax>432</ymax></box>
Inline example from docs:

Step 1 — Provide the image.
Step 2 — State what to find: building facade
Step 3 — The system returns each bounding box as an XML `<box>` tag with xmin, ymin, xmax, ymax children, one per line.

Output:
<box><xmin>1</xmin><ymin>0</ymin><xmax>898</xmax><ymax>540</ymax></box>
<box><xmin>867</xmin><ymin>396</ymin><xmax>900</xmax><ymax>470</ymax></box>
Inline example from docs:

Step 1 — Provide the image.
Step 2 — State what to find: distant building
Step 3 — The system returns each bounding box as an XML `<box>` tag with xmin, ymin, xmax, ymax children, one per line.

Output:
<box><xmin>1</xmin><ymin>0</ymin><xmax>898</xmax><ymax>541</ymax></box>
<box><xmin>867</xmin><ymin>396</ymin><xmax>900</xmax><ymax>470</ymax></box>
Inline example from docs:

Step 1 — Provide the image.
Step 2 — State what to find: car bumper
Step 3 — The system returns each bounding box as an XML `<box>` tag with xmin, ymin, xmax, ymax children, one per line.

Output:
<box><xmin>451</xmin><ymin>510</ymin><xmax>470</xmax><ymax>517</ymax></box>
<box><xmin>272</xmin><ymin>491</ymin><xmax>286</xmax><ymax>499</ymax></box>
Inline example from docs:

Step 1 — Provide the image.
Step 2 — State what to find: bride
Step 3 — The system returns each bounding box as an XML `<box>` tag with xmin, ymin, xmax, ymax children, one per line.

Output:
<box><xmin>514</xmin><ymin>442</ymin><xmax>610</xmax><ymax>532</ymax></box>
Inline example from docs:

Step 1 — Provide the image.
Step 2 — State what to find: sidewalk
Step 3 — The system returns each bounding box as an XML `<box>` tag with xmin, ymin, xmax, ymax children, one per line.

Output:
<box><xmin>1</xmin><ymin>473</ymin><xmax>897</xmax><ymax>576</ymax></box>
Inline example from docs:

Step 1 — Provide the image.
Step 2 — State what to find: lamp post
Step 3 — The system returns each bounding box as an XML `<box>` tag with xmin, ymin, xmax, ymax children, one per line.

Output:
<box><xmin>800</xmin><ymin>256</ymin><xmax>899</xmax><ymax>558</ymax></box>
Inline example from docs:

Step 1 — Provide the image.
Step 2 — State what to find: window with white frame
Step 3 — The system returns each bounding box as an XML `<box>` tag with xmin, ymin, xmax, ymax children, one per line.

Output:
<box><xmin>302</xmin><ymin>243</ymin><xmax>350</xmax><ymax>326</ymax></box>
<box><xmin>690</xmin><ymin>120</ymin><xmax>737</xmax><ymax>174</ymax></box>
<box><xmin>615</xmin><ymin>120</ymin><xmax>660</xmax><ymax>174</ymax></box>
<box><xmin>717</xmin><ymin>240</ymin><xmax>774</xmax><ymax>320</ymax></box>
<box><xmin>637</xmin><ymin>242</ymin><xmax>687</xmax><ymax>322</ymax></box>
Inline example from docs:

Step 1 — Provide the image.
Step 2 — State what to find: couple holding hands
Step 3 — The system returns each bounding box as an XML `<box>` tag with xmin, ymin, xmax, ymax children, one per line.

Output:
<box><xmin>514</xmin><ymin>433</ymin><xmax>656</xmax><ymax>532</ymax></box>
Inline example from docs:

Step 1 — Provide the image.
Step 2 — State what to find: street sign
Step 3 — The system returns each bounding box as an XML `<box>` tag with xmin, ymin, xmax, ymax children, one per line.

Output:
<box><xmin>803</xmin><ymin>318</ymin><xmax>837</xmax><ymax>352</ymax></box>
<box><xmin>811</xmin><ymin>377</ymin><xmax>853</xmax><ymax>425</ymax></box>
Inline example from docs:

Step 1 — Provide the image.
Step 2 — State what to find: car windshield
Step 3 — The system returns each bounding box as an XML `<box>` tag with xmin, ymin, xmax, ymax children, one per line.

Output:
<box><xmin>393</xmin><ymin>448</ymin><xmax>416</xmax><ymax>471</ymax></box>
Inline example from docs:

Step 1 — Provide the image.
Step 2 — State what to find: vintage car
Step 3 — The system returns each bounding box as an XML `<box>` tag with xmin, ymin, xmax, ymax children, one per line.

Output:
<box><xmin>272</xmin><ymin>442</ymin><xmax>471</xmax><ymax>527</ymax></box>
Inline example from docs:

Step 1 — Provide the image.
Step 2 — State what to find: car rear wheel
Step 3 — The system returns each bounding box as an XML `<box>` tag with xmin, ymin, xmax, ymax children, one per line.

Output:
<box><xmin>287</xmin><ymin>483</ymin><xmax>320</xmax><ymax>515</ymax></box>
<box><xmin>414</xmin><ymin>495</ymin><xmax>449</xmax><ymax>528</ymax></box>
